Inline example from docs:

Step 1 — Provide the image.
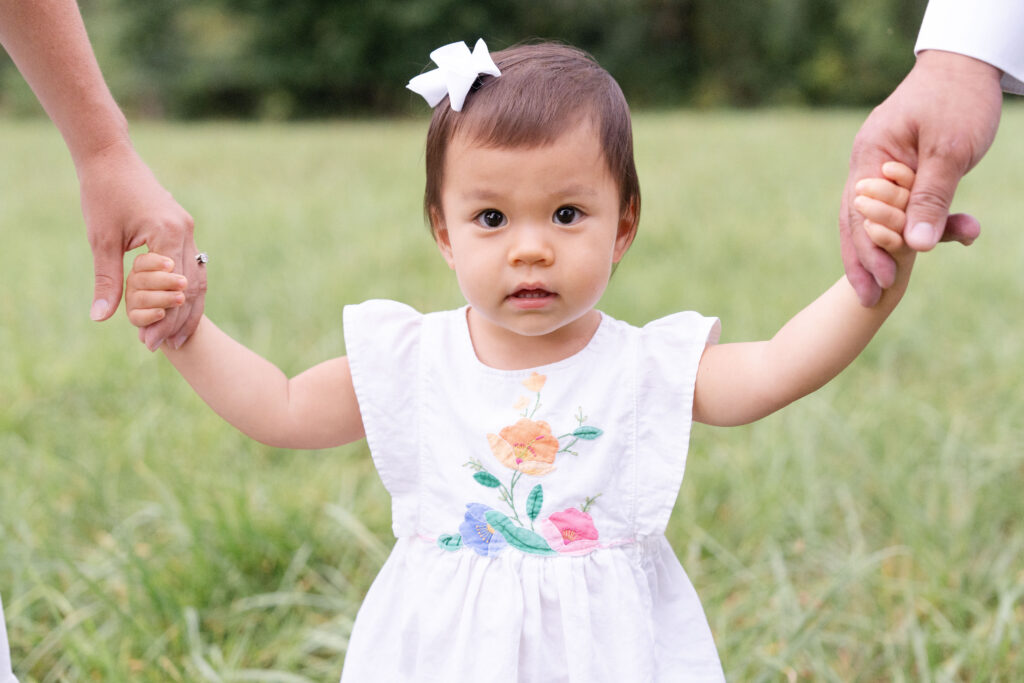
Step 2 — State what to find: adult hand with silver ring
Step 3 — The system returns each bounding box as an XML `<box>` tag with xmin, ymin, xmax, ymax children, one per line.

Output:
<box><xmin>78</xmin><ymin>142</ymin><xmax>208</xmax><ymax>350</ymax></box>
<box><xmin>0</xmin><ymin>0</ymin><xmax>207</xmax><ymax>349</ymax></box>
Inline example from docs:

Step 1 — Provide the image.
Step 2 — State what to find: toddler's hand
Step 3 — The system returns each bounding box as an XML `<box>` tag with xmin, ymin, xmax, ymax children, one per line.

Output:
<box><xmin>126</xmin><ymin>252</ymin><xmax>188</xmax><ymax>350</ymax></box>
<box><xmin>853</xmin><ymin>161</ymin><xmax>915</xmax><ymax>258</ymax></box>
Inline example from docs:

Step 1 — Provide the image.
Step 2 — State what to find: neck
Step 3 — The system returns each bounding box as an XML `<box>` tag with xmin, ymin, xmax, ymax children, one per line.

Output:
<box><xmin>465</xmin><ymin>308</ymin><xmax>601</xmax><ymax>370</ymax></box>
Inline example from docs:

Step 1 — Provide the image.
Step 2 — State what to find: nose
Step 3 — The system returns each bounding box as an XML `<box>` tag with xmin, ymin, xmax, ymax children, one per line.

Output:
<box><xmin>507</xmin><ymin>223</ymin><xmax>554</xmax><ymax>266</ymax></box>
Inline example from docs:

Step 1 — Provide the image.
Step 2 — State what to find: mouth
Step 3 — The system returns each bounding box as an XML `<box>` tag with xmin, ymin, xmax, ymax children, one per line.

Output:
<box><xmin>508</xmin><ymin>287</ymin><xmax>556</xmax><ymax>308</ymax></box>
<box><xmin>511</xmin><ymin>288</ymin><xmax>553</xmax><ymax>299</ymax></box>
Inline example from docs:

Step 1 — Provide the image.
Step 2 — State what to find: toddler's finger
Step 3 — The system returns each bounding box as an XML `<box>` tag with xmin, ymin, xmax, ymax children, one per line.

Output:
<box><xmin>128</xmin><ymin>307</ymin><xmax>167</xmax><ymax>330</ymax></box>
<box><xmin>129</xmin><ymin>271</ymin><xmax>188</xmax><ymax>293</ymax></box>
<box><xmin>852</xmin><ymin>195</ymin><xmax>907</xmax><ymax>232</ymax></box>
<box><xmin>881</xmin><ymin>161</ymin><xmax>916</xmax><ymax>190</ymax></box>
<box><xmin>130</xmin><ymin>289</ymin><xmax>185</xmax><ymax>311</ymax></box>
<box><xmin>864</xmin><ymin>220</ymin><xmax>904</xmax><ymax>255</ymax></box>
<box><xmin>853</xmin><ymin>178</ymin><xmax>910</xmax><ymax>211</ymax></box>
<box><xmin>133</xmin><ymin>252</ymin><xmax>175</xmax><ymax>274</ymax></box>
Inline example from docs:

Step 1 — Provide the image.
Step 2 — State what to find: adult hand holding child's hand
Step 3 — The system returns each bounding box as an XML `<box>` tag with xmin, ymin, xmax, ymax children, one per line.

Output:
<box><xmin>125</xmin><ymin>251</ymin><xmax>189</xmax><ymax>349</ymax></box>
<box><xmin>841</xmin><ymin>50</ymin><xmax>1003</xmax><ymax>306</ymax></box>
<box><xmin>79</xmin><ymin>143</ymin><xmax>206</xmax><ymax>349</ymax></box>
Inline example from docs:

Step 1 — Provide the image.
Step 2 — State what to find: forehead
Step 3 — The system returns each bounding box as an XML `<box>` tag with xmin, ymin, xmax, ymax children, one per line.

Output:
<box><xmin>443</xmin><ymin>123</ymin><xmax>615</xmax><ymax>197</ymax></box>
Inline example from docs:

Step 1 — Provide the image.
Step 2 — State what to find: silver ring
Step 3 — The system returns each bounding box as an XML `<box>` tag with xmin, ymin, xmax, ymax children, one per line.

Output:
<box><xmin>196</xmin><ymin>252</ymin><xmax>209</xmax><ymax>266</ymax></box>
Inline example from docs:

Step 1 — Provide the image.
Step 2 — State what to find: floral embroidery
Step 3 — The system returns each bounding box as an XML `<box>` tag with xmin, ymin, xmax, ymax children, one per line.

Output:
<box><xmin>487</xmin><ymin>419</ymin><xmax>559</xmax><ymax>475</ymax></box>
<box><xmin>460</xmin><ymin>504</ymin><xmax>507</xmax><ymax>557</ymax></box>
<box><xmin>521</xmin><ymin>371</ymin><xmax>546</xmax><ymax>393</ymax></box>
<box><xmin>438</xmin><ymin>373</ymin><xmax>605</xmax><ymax>556</ymax></box>
<box><xmin>539</xmin><ymin>508</ymin><xmax>601</xmax><ymax>555</ymax></box>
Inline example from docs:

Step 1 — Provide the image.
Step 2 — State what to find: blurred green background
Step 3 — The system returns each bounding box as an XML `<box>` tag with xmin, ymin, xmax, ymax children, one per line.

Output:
<box><xmin>1</xmin><ymin>0</ymin><xmax>927</xmax><ymax>118</ymax></box>
<box><xmin>3</xmin><ymin>1</ymin><xmax>1024</xmax><ymax>681</ymax></box>
<box><xmin>2</xmin><ymin>109</ymin><xmax>1022</xmax><ymax>681</ymax></box>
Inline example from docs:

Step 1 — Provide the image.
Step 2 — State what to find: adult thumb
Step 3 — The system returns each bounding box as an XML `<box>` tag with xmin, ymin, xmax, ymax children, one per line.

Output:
<box><xmin>904</xmin><ymin>155</ymin><xmax>960</xmax><ymax>252</ymax></box>
<box><xmin>90</xmin><ymin>242</ymin><xmax>124</xmax><ymax>321</ymax></box>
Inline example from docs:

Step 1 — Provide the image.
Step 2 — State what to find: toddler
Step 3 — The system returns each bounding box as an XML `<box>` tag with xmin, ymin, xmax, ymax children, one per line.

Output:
<box><xmin>126</xmin><ymin>41</ymin><xmax>919</xmax><ymax>682</ymax></box>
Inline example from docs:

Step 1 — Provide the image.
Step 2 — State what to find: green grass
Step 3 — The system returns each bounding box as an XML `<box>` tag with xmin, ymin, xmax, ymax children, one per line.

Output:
<box><xmin>2</xmin><ymin>108</ymin><xmax>1023</xmax><ymax>681</ymax></box>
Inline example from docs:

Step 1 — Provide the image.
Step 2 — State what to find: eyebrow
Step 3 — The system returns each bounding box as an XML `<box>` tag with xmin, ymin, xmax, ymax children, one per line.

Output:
<box><xmin>459</xmin><ymin>184</ymin><xmax>599</xmax><ymax>201</ymax></box>
<box><xmin>460</xmin><ymin>188</ymin><xmax>503</xmax><ymax>202</ymax></box>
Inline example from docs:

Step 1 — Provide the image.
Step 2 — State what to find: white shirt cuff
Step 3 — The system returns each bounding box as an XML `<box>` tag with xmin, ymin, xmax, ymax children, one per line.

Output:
<box><xmin>916</xmin><ymin>0</ymin><xmax>1024</xmax><ymax>94</ymax></box>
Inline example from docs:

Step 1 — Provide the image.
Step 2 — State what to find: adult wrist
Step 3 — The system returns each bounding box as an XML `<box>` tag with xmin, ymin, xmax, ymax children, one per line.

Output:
<box><xmin>915</xmin><ymin>50</ymin><xmax>1003</xmax><ymax>85</ymax></box>
<box><xmin>70</xmin><ymin>128</ymin><xmax>137</xmax><ymax>181</ymax></box>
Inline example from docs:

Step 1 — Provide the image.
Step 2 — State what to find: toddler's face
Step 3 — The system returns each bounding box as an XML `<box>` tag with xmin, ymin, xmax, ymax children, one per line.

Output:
<box><xmin>434</xmin><ymin>122</ymin><xmax>635</xmax><ymax>357</ymax></box>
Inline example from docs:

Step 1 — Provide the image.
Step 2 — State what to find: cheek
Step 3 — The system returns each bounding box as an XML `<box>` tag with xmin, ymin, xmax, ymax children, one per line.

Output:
<box><xmin>447</xmin><ymin>248</ymin><xmax>484</xmax><ymax>290</ymax></box>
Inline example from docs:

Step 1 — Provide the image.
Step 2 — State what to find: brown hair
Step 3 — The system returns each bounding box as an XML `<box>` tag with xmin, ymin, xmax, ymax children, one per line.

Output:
<box><xmin>423</xmin><ymin>42</ymin><xmax>640</xmax><ymax>235</ymax></box>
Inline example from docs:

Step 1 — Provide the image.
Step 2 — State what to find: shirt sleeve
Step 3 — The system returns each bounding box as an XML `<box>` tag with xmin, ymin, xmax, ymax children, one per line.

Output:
<box><xmin>343</xmin><ymin>299</ymin><xmax>424</xmax><ymax>518</ymax></box>
<box><xmin>634</xmin><ymin>311</ymin><xmax>721</xmax><ymax>535</ymax></box>
<box><xmin>916</xmin><ymin>0</ymin><xmax>1024</xmax><ymax>94</ymax></box>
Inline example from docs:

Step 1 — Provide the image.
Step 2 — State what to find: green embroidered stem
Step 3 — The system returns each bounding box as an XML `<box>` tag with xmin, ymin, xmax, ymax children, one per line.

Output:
<box><xmin>580</xmin><ymin>493</ymin><xmax>602</xmax><ymax>514</ymax></box>
<box><xmin>557</xmin><ymin>436</ymin><xmax>580</xmax><ymax>455</ymax></box>
<box><xmin>504</xmin><ymin>471</ymin><xmax>524</xmax><ymax>525</ymax></box>
<box><xmin>527</xmin><ymin>392</ymin><xmax>542</xmax><ymax>419</ymax></box>
<box><xmin>557</xmin><ymin>422</ymin><xmax>603</xmax><ymax>456</ymax></box>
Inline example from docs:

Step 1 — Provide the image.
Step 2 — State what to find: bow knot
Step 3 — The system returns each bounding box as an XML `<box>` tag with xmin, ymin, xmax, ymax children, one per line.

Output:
<box><xmin>407</xmin><ymin>39</ymin><xmax>501</xmax><ymax>112</ymax></box>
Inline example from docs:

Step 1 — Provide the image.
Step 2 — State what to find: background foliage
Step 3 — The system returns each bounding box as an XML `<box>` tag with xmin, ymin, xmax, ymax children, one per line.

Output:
<box><xmin>0</xmin><ymin>0</ymin><xmax>928</xmax><ymax>118</ymax></box>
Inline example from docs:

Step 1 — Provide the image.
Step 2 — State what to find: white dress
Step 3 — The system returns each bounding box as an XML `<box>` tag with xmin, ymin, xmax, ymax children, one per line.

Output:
<box><xmin>340</xmin><ymin>300</ymin><xmax>724</xmax><ymax>682</ymax></box>
<box><xmin>0</xmin><ymin>595</ymin><xmax>16</xmax><ymax>683</ymax></box>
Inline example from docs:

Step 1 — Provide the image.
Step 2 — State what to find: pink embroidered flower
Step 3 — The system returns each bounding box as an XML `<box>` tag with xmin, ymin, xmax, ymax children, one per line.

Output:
<box><xmin>487</xmin><ymin>418</ymin><xmax>558</xmax><ymax>476</ymax></box>
<box><xmin>522</xmin><ymin>372</ymin><xmax>546</xmax><ymax>393</ymax></box>
<box><xmin>539</xmin><ymin>508</ymin><xmax>601</xmax><ymax>555</ymax></box>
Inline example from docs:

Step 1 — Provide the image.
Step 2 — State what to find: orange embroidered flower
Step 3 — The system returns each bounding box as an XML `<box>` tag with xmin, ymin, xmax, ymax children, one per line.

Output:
<box><xmin>487</xmin><ymin>418</ymin><xmax>559</xmax><ymax>476</ymax></box>
<box><xmin>522</xmin><ymin>372</ymin><xmax>546</xmax><ymax>393</ymax></box>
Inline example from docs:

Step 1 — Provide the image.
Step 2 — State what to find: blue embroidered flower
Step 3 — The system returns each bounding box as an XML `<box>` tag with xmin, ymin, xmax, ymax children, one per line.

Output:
<box><xmin>460</xmin><ymin>503</ymin><xmax>507</xmax><ymax>556</ymax></box>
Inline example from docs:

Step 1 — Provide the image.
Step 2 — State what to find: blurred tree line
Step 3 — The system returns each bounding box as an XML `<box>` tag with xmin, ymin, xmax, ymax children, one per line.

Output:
<box><xmin>1</xmin><ymin>0</ymin><xmax>927</xmax><ymax>118</ymax></box>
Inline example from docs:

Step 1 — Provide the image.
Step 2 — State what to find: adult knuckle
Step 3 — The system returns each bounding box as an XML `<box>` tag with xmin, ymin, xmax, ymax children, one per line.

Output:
<box><xmin>190</xmin><ymin>272</ymin><xmax>209</xmax><ymax>296</ymax></box>
<box><xmin>162</xmin><ymin>219</ymin><xmax>186</xmax><ymax>242</ymax></box>
<box><xmin>910</xmin><ymin>185</ymin><xmax>949</xmax><ymax>211</ymax></box>
<box><xmin>94</xmin><ymin>271</ymin><xmax>119</xmax><ymax>289</ymax></box>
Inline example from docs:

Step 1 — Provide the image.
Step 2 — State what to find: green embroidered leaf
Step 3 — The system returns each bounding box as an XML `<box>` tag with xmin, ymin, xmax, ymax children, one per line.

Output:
<box><xmin>437</xmin><ymin>534</ymin><xmax>463</xmax><ymax>551</ymax></box>
<box><xmin>485</xmin><ymin>511</ymin><xmax>556</xmax><ymax>555</ymax></box>
<box><xmin>573</xmin><ymin>426</ymin><xmax>603</xmax><ymax>440</ymax></box>
<box><xmin>473</xmin><ymin>471</ymin><xmax>501</xmax><ymax>488</ymax></box>
<box><xmin>526</xmin><ymin>484</ymin><xmax>544</xmax><ymax>521</ymax></box>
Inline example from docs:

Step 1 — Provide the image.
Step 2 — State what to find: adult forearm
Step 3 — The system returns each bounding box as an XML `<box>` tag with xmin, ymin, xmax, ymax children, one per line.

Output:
<box><xmin>0</xmin><ymin>0</ymin><xmax>129</xmax><ymax>165</ymax></box>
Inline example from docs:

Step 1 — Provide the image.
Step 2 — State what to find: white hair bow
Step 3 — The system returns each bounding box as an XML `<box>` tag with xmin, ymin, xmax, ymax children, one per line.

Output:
<box><xmin>407</xmin><ymin>39</ymin><xmax>501</xmax><ymax>112</ymax></box>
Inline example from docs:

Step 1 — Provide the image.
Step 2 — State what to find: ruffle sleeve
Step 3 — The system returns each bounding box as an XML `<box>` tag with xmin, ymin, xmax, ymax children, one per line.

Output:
<box><xmin>343</xmin><ymin>299</ymin><xmax>424</xmax><ymax>535</ymax></box>
<box><xmin>634</xmin><ymin>311</ymin><xmax>721</xmax><ymax>536</ymax></box>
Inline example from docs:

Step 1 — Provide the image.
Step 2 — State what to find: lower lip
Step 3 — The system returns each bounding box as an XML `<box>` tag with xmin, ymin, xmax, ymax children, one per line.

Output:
<box><xmin>508</xmin><ymin>291</ymin><xmax>555</xmax><ymax>310</ymax></box>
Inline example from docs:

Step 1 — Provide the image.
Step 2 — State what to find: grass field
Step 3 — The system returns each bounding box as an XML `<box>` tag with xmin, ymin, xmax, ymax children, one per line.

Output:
<box><xmin>1</xmin><ymin>108</ymin><xmax>1022</xmax><ymax>682</ymax></box>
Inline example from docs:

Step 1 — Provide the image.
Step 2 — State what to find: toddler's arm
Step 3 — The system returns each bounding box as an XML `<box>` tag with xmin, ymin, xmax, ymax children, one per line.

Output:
<box><xmin>125</xmin><ymin>253</ymin><xmax>365</xmax><ymax>449</ymax></box>
<box><xmin>693</xmin><ymin>162</ymin><xmax>918</xmax><ymax>426</ymax></box>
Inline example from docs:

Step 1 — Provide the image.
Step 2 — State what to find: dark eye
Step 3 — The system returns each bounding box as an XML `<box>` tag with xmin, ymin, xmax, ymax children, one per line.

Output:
<box><xmin>476</xmin><ymin>209</ymin><xmax>506</xmax><ymax>229</ymax></box>
<box><xmin>553</xmin><ymin>206</ymin><xmax>581</xmax><ymax>225</ymax></box>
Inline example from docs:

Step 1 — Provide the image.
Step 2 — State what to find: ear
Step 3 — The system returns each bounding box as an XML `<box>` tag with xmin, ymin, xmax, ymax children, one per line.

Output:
<box><xmin>430</xmin><ymin>207</ymin><xmax>457</xmax><ymax>270</ymax></box>
<box><xmin>612</xmin><ymin>198</ymin><xmax>639</xmax><ymax>263</ymax></box>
